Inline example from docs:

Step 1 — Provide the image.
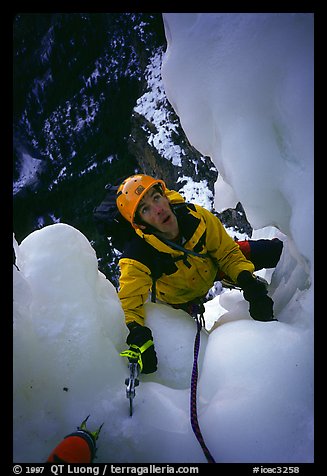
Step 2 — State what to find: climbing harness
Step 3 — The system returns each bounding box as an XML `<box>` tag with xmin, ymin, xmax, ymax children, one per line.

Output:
<box><xmin>189</xmin><ymin>302</ymin><xmax>216</xmax><ymax>464</ymax></box>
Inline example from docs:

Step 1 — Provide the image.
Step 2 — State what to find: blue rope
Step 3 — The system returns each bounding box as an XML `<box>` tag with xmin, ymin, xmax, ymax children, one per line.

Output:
<box><xmin>190</xmin><ymin>311</ymin><xmax>216</xmax><ymax>463</ymax></box>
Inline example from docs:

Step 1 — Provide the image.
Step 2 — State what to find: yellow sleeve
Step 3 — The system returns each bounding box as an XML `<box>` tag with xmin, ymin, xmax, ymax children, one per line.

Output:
<box><xmin>197</xmin><ymin>206</ymin><xmax>255</xmax><ymax>282</ymax></box>
<box><xmin>118</xmin><ymin>257</ymin><xmax>153</xmax><ymax>326</ymax></box>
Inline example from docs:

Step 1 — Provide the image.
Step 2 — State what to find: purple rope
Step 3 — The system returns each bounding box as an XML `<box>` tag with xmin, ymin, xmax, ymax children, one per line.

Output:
<box><xmin>190</xmin><ymin>313</ymin><xmax>216</xmax><ymax>463</ymax></box>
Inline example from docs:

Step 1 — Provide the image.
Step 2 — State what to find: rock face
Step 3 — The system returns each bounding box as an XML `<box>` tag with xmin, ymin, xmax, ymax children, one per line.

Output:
<box><xmin>129</xmin><ymin>110</ymin><xmax>218</xmax><ymax>194</ymax></box>
<box><xmin>129</xmin><ymin>111</ymin><xmax>178</xmax><ymax>185</ymax></box>
<box><xmin>13</xmin><ymin>13</ymin><xmax>251</xmax><ymax>286</ymax></box>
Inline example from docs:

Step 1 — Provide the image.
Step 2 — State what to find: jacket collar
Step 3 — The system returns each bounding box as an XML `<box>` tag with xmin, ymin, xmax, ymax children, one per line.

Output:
<box><xmin>135</xmin><ymin>203</ymin><xmax>205</xmax><ymax>254</ymax></box>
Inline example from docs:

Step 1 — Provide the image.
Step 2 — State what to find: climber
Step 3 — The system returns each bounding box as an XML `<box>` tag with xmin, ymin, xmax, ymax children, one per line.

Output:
<box><xmin>115</xmin><ymin>174</ymin><xmax>283</xmax><ymax>375</ymax></box>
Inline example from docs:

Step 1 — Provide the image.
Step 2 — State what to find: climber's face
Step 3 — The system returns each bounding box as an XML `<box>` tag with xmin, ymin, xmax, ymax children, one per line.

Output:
<box><xmin>136</xmin><ymin>186</ymin><xmax>179</xmax><ymax>240</ymax></box>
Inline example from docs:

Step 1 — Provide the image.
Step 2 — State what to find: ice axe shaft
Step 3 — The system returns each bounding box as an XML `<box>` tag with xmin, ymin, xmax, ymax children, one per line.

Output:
<box><xmin>124</xmin><ymin>362</ymin><xmax>139</xmax><ymax>416</ymax></box>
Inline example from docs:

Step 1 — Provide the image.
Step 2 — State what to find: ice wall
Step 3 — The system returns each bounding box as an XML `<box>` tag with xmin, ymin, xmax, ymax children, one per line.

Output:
<box><xmin>161</xmin><ymin>13</ymin><xmax>314</xmax><ymax>270</ymax></box>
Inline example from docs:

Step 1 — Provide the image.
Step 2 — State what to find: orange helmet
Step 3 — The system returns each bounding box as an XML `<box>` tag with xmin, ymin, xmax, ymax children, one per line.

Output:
<box><xmin>116</xmin><ymin>174</ymin><xmax>166</xmax><ymax>228</ymax></box>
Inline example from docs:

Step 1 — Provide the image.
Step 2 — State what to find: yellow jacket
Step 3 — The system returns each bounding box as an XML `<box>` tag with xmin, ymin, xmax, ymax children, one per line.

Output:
<box><xmin>118</xmin><ymin>190</ymin><xmax>255</xmax><ymax>326</ymax></box>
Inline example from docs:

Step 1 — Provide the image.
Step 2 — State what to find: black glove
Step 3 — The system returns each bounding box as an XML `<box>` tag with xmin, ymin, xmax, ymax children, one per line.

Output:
<box><xmin>237</xmin><ymin>270</ymin><xmax>276</xmax><ymax>322</ymax></box>
<box><xmin>125</xmin><ymin>322</ymin><xmax>158</xmax><ymax>374</ymax></box>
